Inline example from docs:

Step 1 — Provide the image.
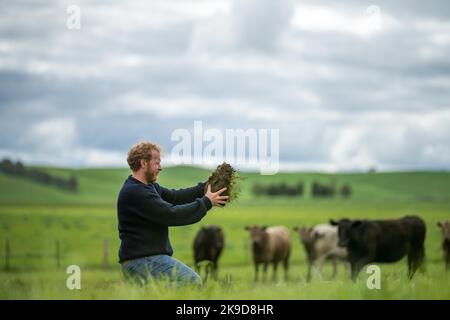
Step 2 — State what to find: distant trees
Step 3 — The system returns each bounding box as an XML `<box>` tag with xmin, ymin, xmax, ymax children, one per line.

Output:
<box><xmin>311</xmin><ymin>181</ymin><xmax>336</xmax><ymax>197</ymax></box>
<box><xmin>310</xmin><ymin>181</ymin><xmax>352</xmax><ymax>198</ymax></box>
<box><xmin>340</xmin><ymin>184</ymin><xmax>352</xmax><ymax>198</ymax></box>
<box><xmin>253</xmin><ymin>181</ymin><xmax>304</xmax><ymax>197</ymax></box>
<box><xmin>0</xmin><ymin>158</ymin><xmax>78</xmax><ymax>192</ymax></box>
<box><xmin>253</xmin><ymin>180</ymin><xmax>352</xmax><ymax>199</ymax></box>
<box><xmin>0</xmin><ymin>159</ymin><xmax>26</xmax><ymax>175</ymax></box>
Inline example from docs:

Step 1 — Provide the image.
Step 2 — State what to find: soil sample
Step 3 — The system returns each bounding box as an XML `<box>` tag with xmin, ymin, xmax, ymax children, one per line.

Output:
<box><xmin>204</xmin><ymin>162</ymin><xmax>241</xmax><ymax>206</ymax></box>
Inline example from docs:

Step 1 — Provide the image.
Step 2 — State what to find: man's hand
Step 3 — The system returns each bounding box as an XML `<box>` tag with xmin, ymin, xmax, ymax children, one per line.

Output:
<box><xmin>205</xmin><ymin>184</ymin><xmax>229</xmax><ymax>207</ymax></box>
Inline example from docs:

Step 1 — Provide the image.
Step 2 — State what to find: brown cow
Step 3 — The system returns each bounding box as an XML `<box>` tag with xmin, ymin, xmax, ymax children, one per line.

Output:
<box><xmin>437</xmin><ymin>221</ymin><xmax>450</xmax><ymax>271</ymax></box>
<box><xmin>245</xmin><ymin>225</ymin><xmax>291</xmax><ymax>282</ymax></box>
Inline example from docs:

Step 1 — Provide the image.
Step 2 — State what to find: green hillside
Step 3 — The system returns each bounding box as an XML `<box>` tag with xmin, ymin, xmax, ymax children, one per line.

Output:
<box><xmin>1</xmin><ymin>166</ymin><xmax>449</xmax><ymax>206</ymax></box>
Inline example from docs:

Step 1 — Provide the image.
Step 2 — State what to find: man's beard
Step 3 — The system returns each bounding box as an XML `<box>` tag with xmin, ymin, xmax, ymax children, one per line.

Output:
<box><xmin>145</xmin><ymin>167</ymin><xmax>156</xmax><ymax>183</ymax></box>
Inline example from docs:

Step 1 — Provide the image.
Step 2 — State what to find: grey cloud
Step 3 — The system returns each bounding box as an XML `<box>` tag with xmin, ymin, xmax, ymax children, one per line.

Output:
<box><xmin>232</xmin><ymin>0</ymin><xmax>294</xmax><ymax>52</ymax></box>
<box><xmin>0</xmin><ymin>0</ymin><xmax>449</xmax><ymax>170</ymax></box>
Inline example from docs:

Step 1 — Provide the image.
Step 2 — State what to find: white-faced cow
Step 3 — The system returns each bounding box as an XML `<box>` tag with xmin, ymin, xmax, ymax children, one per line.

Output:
<box><xmin>245</xmin><ymin>225</ymin><xmax>291</xmax><ymax>282</ymax></box>
<box><xmin>330</xmin><ymin>215</ymin><xmax>426</xmax><ymax>281</ymax></box>
<box><xmin>193</xmin><ymin>225</ymin><xmax>225</xmax><ymax>280</ymax></box>
<box><xmin>437</xmin><ymin>221</ymin><xmax>450</xmax><ymax>271</ymax></box>
<box><xmin>293</xmin><ymin>224</ymin><xmax>348</xmax><ymax>281</ymax></box>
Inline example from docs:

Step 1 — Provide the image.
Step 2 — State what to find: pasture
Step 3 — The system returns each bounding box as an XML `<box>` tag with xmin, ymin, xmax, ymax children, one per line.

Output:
<box><xmin>0</xmin><ymin>167</ymin><xmax>449</xmax><ymax>299</ymax></box>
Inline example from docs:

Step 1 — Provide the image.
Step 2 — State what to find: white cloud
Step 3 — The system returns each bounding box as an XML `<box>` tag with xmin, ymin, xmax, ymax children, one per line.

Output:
<box><xmin>30</xmin><ymin>118</ymin><xmax>77</xmax><ymax>151</ymax></box>
<box><xmin>290</xmin><ymin>4</ymin><xmax>400</xmax><ymax>39</ymax></box>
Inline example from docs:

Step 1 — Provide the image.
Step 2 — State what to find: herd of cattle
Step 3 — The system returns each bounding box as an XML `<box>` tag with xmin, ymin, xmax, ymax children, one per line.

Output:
<box><xmin>193</xmin><ymin>217</ymin><xmax>450</xmax><ymax>282</ymax></box>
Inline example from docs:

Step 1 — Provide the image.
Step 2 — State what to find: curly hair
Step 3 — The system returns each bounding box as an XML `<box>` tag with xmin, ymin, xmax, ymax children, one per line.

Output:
<box><xmin>127</xmin><ymin>141</ymin><xmax>161</xmax><ymax>171</ymax></box>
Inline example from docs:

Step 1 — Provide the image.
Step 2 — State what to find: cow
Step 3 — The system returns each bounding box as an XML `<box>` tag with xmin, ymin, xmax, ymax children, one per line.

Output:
<box><xmin>437</xmin><ymin>221</ymin><xmax>450</xmax><ymax>271</ymax></box>
<box><xmin>193</xmin><ymin>225</ymin><xmax>225</xmax><ymax>280</ymax></box>
<box><xmin>330</xmin><ymin>215</ymin><xmax>426</xmax><ymax>281</ymax></box>
<box><xmin>293</xmin><ymin>224</ymin><xmax>348</xmax><ymax>281</ymax></box>
<box><xmin>245</xmin><ymin>225</ymin><xmax>291</xmax><ymax>282</ymax></box>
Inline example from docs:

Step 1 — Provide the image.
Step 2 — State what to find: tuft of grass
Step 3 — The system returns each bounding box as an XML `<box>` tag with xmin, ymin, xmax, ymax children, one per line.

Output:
<box><xmin>205</xmin><ymin>162</ymin><xmax>242</xmax><ymax>203</ymax></box>
<box><xmin>1</xmin><ymin>264</ymin><xmax>449</xmax><ymax>299</ymax></box>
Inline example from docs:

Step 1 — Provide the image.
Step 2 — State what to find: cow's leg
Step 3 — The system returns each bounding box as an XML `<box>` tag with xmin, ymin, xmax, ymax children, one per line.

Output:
<box><xmin>331</xmin><ymin>257</ymin><xmax>338</xmax><ymax>279</ymax></box>
<box><xmin>350</xmin><ymin>262</ymin><xmax>362</xmax><ymax>282</ymax></box>
<box><xmin>407</xmin><ymin>255</ymin><xmax>414</xmax><ymax>279</ymax></box>
<box><xmin>314</xmin><ymin>256</ymin><xmax>326</xmax><ymax>280</ymax></box>
<box><xmin>351</xmin><ymin>256</ymin><xmax>372</xmax><ymax>282</ymax></box>
<box><xmin>272</xmin><ymin>262</ymin><xmax>278</xmax><ymax>282</ymax></box>
<box><xmin>254</xmin><ymin>262</ymin><xmax>259</xmax><ymax>282</ymax></box>
<box><xmin>204</xmin><ymin>262</ymin><xmax>211</xmax><ymax>283</ymax></box>
<box><xmin>212</xmin><ymin>261</ymin><xmax>218</xmax><ymax>280</ymax></box>
<box><xmin>408</xmin><ymin>245</ymin><xmax>425</xmax><ymax>280</ymax></box>
<box><xmin>262</xmin><ymin>263</ymin><xmax>269</xmax><ymax>283</ymax></box>
<box><xmin>283</xmin><ymin>256</ymin><xmax>289</xmax><ymax>282</ymax></box>
<box><xmin>306</xmin><ymin>260</ymin><xmax>312</xmax><ymax>282</ymax></box>
<box><xmin>350</xmin><ymin>244</ymin><xmax>376</xmax><ymax>282</ymax></box>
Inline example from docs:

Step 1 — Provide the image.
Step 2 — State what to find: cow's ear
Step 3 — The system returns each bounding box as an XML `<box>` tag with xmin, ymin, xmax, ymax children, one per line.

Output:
<box><xmin>329</xmin><ymin>219</ymin><xmax>338</xmax><ymax>226</ymax></box>
<box><xmin>437</xmin><ymin>221</ymin><xmax>442</xmax><ymax>228</ymax></box>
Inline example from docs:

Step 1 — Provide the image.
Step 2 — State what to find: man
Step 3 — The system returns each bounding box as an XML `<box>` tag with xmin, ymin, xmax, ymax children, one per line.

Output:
<box><xmin>117</xmin><ymin>141</ymin><xmax>228</xmax><ymax>287</ymax></box>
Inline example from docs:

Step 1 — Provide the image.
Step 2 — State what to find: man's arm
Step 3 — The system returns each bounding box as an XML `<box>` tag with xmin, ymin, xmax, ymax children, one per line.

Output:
<box><xmin>156</xmin><ymin>182</ymin><xmax>207</xmax><ymax>205</ymax></box>
<box><xmin>131</xmin><ymin>185</ymin><xmax>212</xmax><ymax>227</ymax></box>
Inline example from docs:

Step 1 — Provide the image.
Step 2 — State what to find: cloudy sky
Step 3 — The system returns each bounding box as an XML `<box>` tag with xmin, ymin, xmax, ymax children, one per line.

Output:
<box><xmin>1</xmin><ymin>0</ymin><xmax>450</xmax><ymax>171</ymax></box>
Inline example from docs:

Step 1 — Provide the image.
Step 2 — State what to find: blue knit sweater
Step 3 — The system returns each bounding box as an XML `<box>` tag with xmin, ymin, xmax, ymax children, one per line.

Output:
<box><xmin>117</xmin><ymin>175</ymin><xmax>212</xmax><ymax>263</ymax></box>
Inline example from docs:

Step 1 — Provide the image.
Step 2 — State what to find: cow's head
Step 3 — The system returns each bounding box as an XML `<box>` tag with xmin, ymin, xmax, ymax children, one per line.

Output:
<box><xmin>330</xmin><ymin>219</ymin><xmax>362</xmax><ymax>247</ymax></box>
<box><xmin>245</xmin><ymin>225</ymin><xmax>268</xmax><ymax>251</ymax></box>
<box><xmin>293</xmin><ymin>226</ymin><xmax>314</xmax><ymax>244</ymax></box>
<box><xmin>437</xmin><ymin>221</ymin><xmax>450</xmax><ymax>240</ymax></box>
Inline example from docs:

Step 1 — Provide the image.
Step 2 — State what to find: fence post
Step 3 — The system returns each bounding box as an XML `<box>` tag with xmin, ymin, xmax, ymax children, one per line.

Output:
<box><xmin>5</xmin><ymin>239</ymin><xmax>10</xmax><ymax>271</ymax></box>
<box><xmin>56</xmin><ymin>240</ymin><xmax>61</xmax><ymax>268</ymax></box>
<box><xmin>103</xmin><ymin>240</ymin><xmax>109</xmax><ymax>269</ymax></box>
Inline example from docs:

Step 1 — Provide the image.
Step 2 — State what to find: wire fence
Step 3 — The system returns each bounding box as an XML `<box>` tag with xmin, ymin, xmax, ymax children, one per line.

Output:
<box><xmin>2</xmin><ymin>239</ymin><xmax>113</xmax><ymax>271</ymax></box>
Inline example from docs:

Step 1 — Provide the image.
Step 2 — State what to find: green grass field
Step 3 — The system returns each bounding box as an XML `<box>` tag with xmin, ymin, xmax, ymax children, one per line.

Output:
<box><xmin>0</xmin><ymin>166</ymin><xmax>449</xmax><ymax>299</ymax></box>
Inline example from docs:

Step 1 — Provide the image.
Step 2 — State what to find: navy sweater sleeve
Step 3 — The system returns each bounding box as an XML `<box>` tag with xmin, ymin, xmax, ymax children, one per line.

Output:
<box><xmin>130</xmin><ymin>184</ymin><xmax>212</xmax><ymax>227</ymax></box>
<box><xmin>156</xmin><ymin>182</ymin><xmax>207</xmax><ymax>205</ymax></box>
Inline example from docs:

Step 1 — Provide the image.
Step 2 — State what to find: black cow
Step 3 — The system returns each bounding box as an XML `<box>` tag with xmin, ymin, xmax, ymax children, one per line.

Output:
<box><xmin>330</xmin><ymin>216</ymin><xmax>426</xmax><ymax>281</ymax></box>
<box><xmin>193</xmin><ymin>225</ymin><xmax>225</xmax><ymax>280</ymax></box>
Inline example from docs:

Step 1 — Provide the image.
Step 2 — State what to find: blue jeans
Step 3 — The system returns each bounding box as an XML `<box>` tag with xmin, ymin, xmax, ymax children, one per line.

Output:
<box><xmin>121</xmin><ymin>255</ymin><xmax>202</xmax><ymax>288</ymax></box>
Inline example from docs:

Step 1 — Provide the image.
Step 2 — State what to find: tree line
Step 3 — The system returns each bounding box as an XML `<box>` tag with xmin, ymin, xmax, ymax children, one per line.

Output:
<box><xmin>0</xmin><ymin>158</ymin><xmax>78</xmax><ymax>192</ymax></box>
<box><xmin>253</xmin><ymin>181</ymin><xmax>352</xmax><ymax>198</ymax></box>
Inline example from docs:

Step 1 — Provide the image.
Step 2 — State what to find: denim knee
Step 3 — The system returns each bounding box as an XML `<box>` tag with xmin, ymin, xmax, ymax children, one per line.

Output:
<box><xmin>173</xmin><ymin>265</ymin><xmax>202</xmax><ymax>287</ymax></box>
<box><xmin>189</xmin><ymin>271</ymin><xmax>203</xmax><ymax>287</ymax></box>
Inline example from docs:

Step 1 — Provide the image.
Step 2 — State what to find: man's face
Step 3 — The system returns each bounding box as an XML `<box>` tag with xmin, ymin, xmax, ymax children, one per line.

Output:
<box><xmin>143</xmin><ymin>150</ymin><xmax>161</xmax><ymax>183</ymax></box>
